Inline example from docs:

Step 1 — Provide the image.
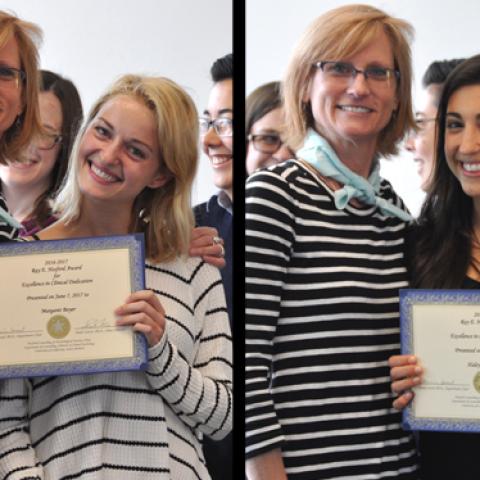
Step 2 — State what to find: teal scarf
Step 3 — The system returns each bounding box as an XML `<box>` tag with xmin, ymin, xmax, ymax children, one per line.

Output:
<box><xmin>296</xmin><ymin>129</ymin><xmax>412</xmax><ymax>222</ymax></box>
<box><xmin>0</xmin><ymin>206</ymin><xmax>22</xmax><ymax>230</ymax></box>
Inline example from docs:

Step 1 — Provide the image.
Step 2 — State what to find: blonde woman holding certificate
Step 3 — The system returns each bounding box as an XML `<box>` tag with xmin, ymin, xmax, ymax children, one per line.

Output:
<box><xmin>0</xmin><ymin>74</ymin><xmax>232</xmax><ymax>479</ymax></box>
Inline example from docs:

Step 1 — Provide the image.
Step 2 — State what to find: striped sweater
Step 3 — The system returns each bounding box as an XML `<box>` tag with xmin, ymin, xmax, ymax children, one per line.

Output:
<box><xmin>0</xmin><ymin>257</ymin><xmax>232</xmax><ymax>479</ymax></box>
<box><xmin>0</xmin><ymin>194</ymin><xmax>18</xmax><ymax>242</ymax></box>
<box><xmin>245</xmin><ymin>160</ymin><xmax>419</xmax><ymax>479</ymax></box>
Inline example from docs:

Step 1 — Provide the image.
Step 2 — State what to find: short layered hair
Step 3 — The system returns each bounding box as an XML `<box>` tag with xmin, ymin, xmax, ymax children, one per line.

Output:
<box><xmin>283</xmin><ymin>4</ymin><xmax>415</xmax><ymax>157</ymax></box>
<box><xmin>0</xmin><ymin>10</ymin><xmax>42</xmax><ymax>162</ymax></box>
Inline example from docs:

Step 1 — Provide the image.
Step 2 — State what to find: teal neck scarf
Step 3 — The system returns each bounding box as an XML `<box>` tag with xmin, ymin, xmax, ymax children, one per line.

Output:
<box><xmin>296</xmin><ymin>129</ymin><xmax>412</xmax><ymax>222</ymax></box>
<box><xmin>0</xmin><ymin>205</ymin><xmax>22</xmax><ymax>230</ymax></box>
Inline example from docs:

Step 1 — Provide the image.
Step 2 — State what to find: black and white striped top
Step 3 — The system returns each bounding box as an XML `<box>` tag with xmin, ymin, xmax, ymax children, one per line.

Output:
<box><xmin>0</xmin><ymin>257</ymin><xmax>232</xmax><ymax>479</ymax></box>
<box><xmin>0</xmin><ymin>194</ymin><xmax>18</xmax><ymax>242</ymax></box>
<box><xmin>245</xmin><ymin>160</ymin><xmax>419</xmax><ymax>479</ymax></box>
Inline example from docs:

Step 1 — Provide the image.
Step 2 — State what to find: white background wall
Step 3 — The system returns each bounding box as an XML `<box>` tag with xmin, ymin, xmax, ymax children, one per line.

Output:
<box><xmin>0</xmin><ymin>0</ymin><xmax>232</xmax><ymax>205</ymax></box>
<box><xmin>247</xmin><ymin>0</ymin><xmax>479</xmax><ymax>217</ymax></box>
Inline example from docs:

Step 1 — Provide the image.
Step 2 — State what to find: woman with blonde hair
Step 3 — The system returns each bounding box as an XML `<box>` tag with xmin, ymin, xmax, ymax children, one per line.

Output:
<box><xmin>0</xmin><ymin>10</ymin><xmax>42</xmax><ymax>239</ymax></box>
<box><xmin>246</xmin><ymin>4</ymin><xmax>418</xmax><ymax>479</ymax></box>
<box><xmin>0</xmin><ymin>74</ymin><xmax>232</xmax><ymax>479</ymax></box>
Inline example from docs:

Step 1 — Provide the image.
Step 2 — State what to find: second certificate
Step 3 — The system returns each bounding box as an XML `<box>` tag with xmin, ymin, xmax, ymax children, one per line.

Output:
<box><xmin>400</xmin><ymin>289</ymin><xmax>480</xmax><ymax>432</ymax></box>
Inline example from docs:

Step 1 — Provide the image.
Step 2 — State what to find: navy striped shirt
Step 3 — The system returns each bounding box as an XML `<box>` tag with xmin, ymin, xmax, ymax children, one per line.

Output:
<box><xmin>245</xmin><ymin>160</ymin><xmax>419</xmax><ymax>479</ymax></box>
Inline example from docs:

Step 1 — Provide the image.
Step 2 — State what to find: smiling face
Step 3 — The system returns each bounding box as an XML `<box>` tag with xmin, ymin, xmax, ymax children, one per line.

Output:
<box><xmin>0</xmin><ymin>91</ymin><xmax>63</xmax><ymax>194</ymax></box>
<box><xmin>305</xmin><ymin>29</ymin><xmax>398</xmax><ymax>153</ymax></box>
<box><xmin>0</xmin><ymin>35</ymin><xmax>24</xmax><ymax>138</ymax></box>
<box><xmin>405</xmin><ymin>84</ymin><xmax>442</xmax><ymax>192</ymax></box>
<box><xmin>202</xmin><ymin>78</ymin><xmax>233</xmax><ymax>199</ymax></box>
<box><xmin>246</xmin><ymin>107</ymin><xmax>294</xmax><ymax>175</ymax></box>
<box><xmin>444</xmin><ymin>84</ymin><xmax>480</xmax><ymax>200</ymax></box>
<box><xmin>77</xmin><ymin>95</ymin><xmax>167</xmax><ymax>209</ymax></box>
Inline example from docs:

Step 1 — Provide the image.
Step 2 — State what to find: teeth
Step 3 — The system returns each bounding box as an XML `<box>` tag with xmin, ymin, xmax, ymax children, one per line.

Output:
<box><xmin>463</xmin><ymin>162</ymin><xmax>480</xmax><ymax>172</ymax></box>
<box><xmin>11</xmin><ymin>160</ymin><xmax>36</xmax><ymax>167</ymax></box>
<box><xmin>339</xmin><ymin>106</ymin><xmax>371</xmax><ymax>113</ymax></box>
<box><xmin>211</xmin><ymin>156</ymin><xmax>230</xmax><ymax>166</ymax></box>
<box><xmin>91</xmin><ymin>163</ymin><xmax>117</xmax><ymax>182</ymax></box>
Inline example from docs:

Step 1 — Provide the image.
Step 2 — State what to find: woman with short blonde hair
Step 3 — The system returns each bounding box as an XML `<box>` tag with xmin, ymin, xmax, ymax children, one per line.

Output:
<box><xmin>283</xmin><ymin>3</ymin><xmax>415</xmax><ymax>156</ymax></box>
<box><xmin>0</xmin><ymin>10</ymin><xmax>42</xmax><ymax>161</ymax></box>
<box><xmin>246</xmin><ymin>4</ymin><xmax>419</xmax><ymax>479</ymax></box>
<box><xmin>0</xmin><ymin>10</ymin><xmax>42</xmax><ymax>241</ymax></box>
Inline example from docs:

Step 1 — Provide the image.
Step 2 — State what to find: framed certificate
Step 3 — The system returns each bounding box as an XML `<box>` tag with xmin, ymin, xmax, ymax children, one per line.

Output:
<box><xmin>0</xmin><ymin>234</ymin><xmax>147</xmax><ymax>379</ymax></box>
<box><xmin>400</xmin><ymin>288</ymin><xmax>480</xmax><ymax>432</ymax></box>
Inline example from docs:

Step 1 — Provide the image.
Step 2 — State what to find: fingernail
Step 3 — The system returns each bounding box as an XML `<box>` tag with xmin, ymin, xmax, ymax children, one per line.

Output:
<box><xmin>409</xmin><ymin>356</ymin><xmax>417</xmax><ymax>363</ymax></box>
<box><xmin>413</xmin><ymin>377</ymin><xmax>420</xmax><ymax>383</ymax></box>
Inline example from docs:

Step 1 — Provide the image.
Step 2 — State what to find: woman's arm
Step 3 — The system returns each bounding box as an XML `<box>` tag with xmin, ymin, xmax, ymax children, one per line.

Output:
<box><xmin>245</xmin><ymin>168</ymin><xmax>296</xmax><ymax>463</ymax></box>
<box><xmin>246</xmin><ymin>449</ymin><xmax>288</xmax><ymax>480</ymax></box>
<box><xmin>0</xmin><ymin>379</ymin><xmax>44</xmax><ymax>479</ymax></box>
<box><xmin>135</xmin><ymin>262</ymin><xmax>232</xmax><ymax>440</ymax></box>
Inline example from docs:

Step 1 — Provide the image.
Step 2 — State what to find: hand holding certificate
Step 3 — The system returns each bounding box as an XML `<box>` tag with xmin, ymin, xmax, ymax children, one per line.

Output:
<box><xmin>0</xmin><ymin>234</ymin><xmax>147</xmax><ymax>379</ymax></box>
<box><xmin>400</xmin><ymin>289</ymin><xmax>480</xmax><ymax>432</ymax></box>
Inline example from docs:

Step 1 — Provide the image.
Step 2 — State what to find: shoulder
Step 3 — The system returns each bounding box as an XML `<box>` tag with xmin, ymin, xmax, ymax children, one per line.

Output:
<box><xmin>378</xmin><ymin>177</ymin><xmax>410</xmax><ymax>214</ymax></box>
<box><xmin>247</xmin><ymin>159</ymin><xmax>327</xmax><ymax>198</ymax></box>
<box><xmin>146</xmin><ymin>256</ymin><xmax>222</xmax><ymax>291</ymax></box>
<box><xmin>193</xmin><ymin>195</ymin><xmax>218</xmax><ymax>226</ymax></box>
<box><xmin>247</xmin><ymin>159</ymin><xmax>314</xmax><ymax>185</ymax></box>
<box><xmin>246</xmin><ymin>159</ymin><xmax>332</xmax><ymax>217</ymax></box>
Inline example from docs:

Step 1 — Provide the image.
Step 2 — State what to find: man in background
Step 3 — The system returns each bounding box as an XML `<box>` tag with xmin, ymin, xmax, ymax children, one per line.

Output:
<box><xmin>194</xmin><ymin>52</ymin><xmax>233</xmax><ymax>480</ymax></box>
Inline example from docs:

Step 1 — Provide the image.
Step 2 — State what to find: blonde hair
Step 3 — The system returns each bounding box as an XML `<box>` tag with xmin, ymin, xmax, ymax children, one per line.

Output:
<box><xmin>0</xmin><ymin>10</ymin><xmax>42</xmax><ymax>162</ymax></box>
<box><xmin>53</xmin><ymin>74</ymin><xmax>198</xmax><ymax>263</ymax></box>
<box><xmin>283</xmin><ymin>4</ymin><xmax>415</xmax><ymax>157</ymax></box>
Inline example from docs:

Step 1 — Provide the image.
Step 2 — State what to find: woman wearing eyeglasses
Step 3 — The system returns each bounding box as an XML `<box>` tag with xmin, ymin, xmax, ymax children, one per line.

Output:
<box><xmin>245</xmin><ymin>81</ymin><xmax>294</xmax><ymax>176</ymax></box>
<box><xmin>246</xmin><ymin>5</ymin><xmax>419</xmax><ymax>480</ymax></box>
<box><xmin>0</xmin><ymin>11</ymin><xmax>42</xmax><ymax>240</ymax></box>
<box><xmin>0</xmin><ymin>70</ymin><xmax>83</xmax><ymax>236</ymax></box>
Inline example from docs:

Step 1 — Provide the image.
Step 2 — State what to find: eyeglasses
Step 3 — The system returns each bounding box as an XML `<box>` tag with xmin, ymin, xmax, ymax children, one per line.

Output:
<box><xmin>414</xmin><ymin>117</ymin><xmax>436</xmax><ymax>132</ymax></box>
<box><xmin>35</xmin><ymin>131</ymin><xmax>63</xmax><ymax>150</ymax></box>
<box><xmin>314</xmin><ymin>61</ymin><xmax>400</xmax><ymax>84</ymax></box>
<box><xmin>199</xmin><ymin>117</ymin><xmax>233</xmax><ymax>137</ymax></box>
<box><xmin>0</xmin><ymin>65</ymin><xmax>25</xmax><ymax>88</ymax></box>
<box><xmin>248</xmin><ymin>133</ymin><xmax>285</xmax><ymax>154</ymax></box>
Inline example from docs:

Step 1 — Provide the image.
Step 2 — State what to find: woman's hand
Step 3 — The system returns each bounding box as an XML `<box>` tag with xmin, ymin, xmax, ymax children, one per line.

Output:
<box><xmin>189</xmin><ymin>226</ymin><xmax>226</xmax><ymax>268</ymax></box>
<box><xmin>115</xmin><ymin>290</ymin><xmax>166</xmax><ymax>347</ymax></box>
<box><xmin>388</xmin><ymin>355</ymin><xmax>423</xmax><ymax>410</ymax></box>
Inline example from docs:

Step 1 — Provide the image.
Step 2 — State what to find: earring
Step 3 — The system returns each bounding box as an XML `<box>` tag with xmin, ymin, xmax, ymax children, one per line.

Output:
<box><xmin>139</xmin><ymin>208</ymin><xmax>150</xmax><ymax>224</ymax></box>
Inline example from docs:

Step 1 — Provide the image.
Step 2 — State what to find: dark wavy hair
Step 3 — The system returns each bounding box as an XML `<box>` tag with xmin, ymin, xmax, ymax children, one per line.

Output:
<box><xmin>29</xmin><ymin>70</ymin><xmax>83</xmax><ymax>228</ymax></box>
<box><xmin>411</xmin><ymin>54</ymin><xmax>480</xmax><ymax>287</ymax></box>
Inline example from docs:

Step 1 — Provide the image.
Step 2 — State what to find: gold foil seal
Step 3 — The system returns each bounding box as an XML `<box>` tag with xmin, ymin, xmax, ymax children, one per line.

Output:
<box><xmin>47</xmin><ymin>315</ymin><xmax>71</xmax><ymax>339</ymax></box>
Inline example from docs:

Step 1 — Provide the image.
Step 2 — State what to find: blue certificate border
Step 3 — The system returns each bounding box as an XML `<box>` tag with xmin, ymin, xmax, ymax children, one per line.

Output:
<box><xmin>400</xmin><ymin>288</ymin><xmax>480</xmax><ymax>432</ymax></box>
<box><xmin>0</xmin><ymin>233</ymin><xmax>148</xmax><ymax>379</ymax></box>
